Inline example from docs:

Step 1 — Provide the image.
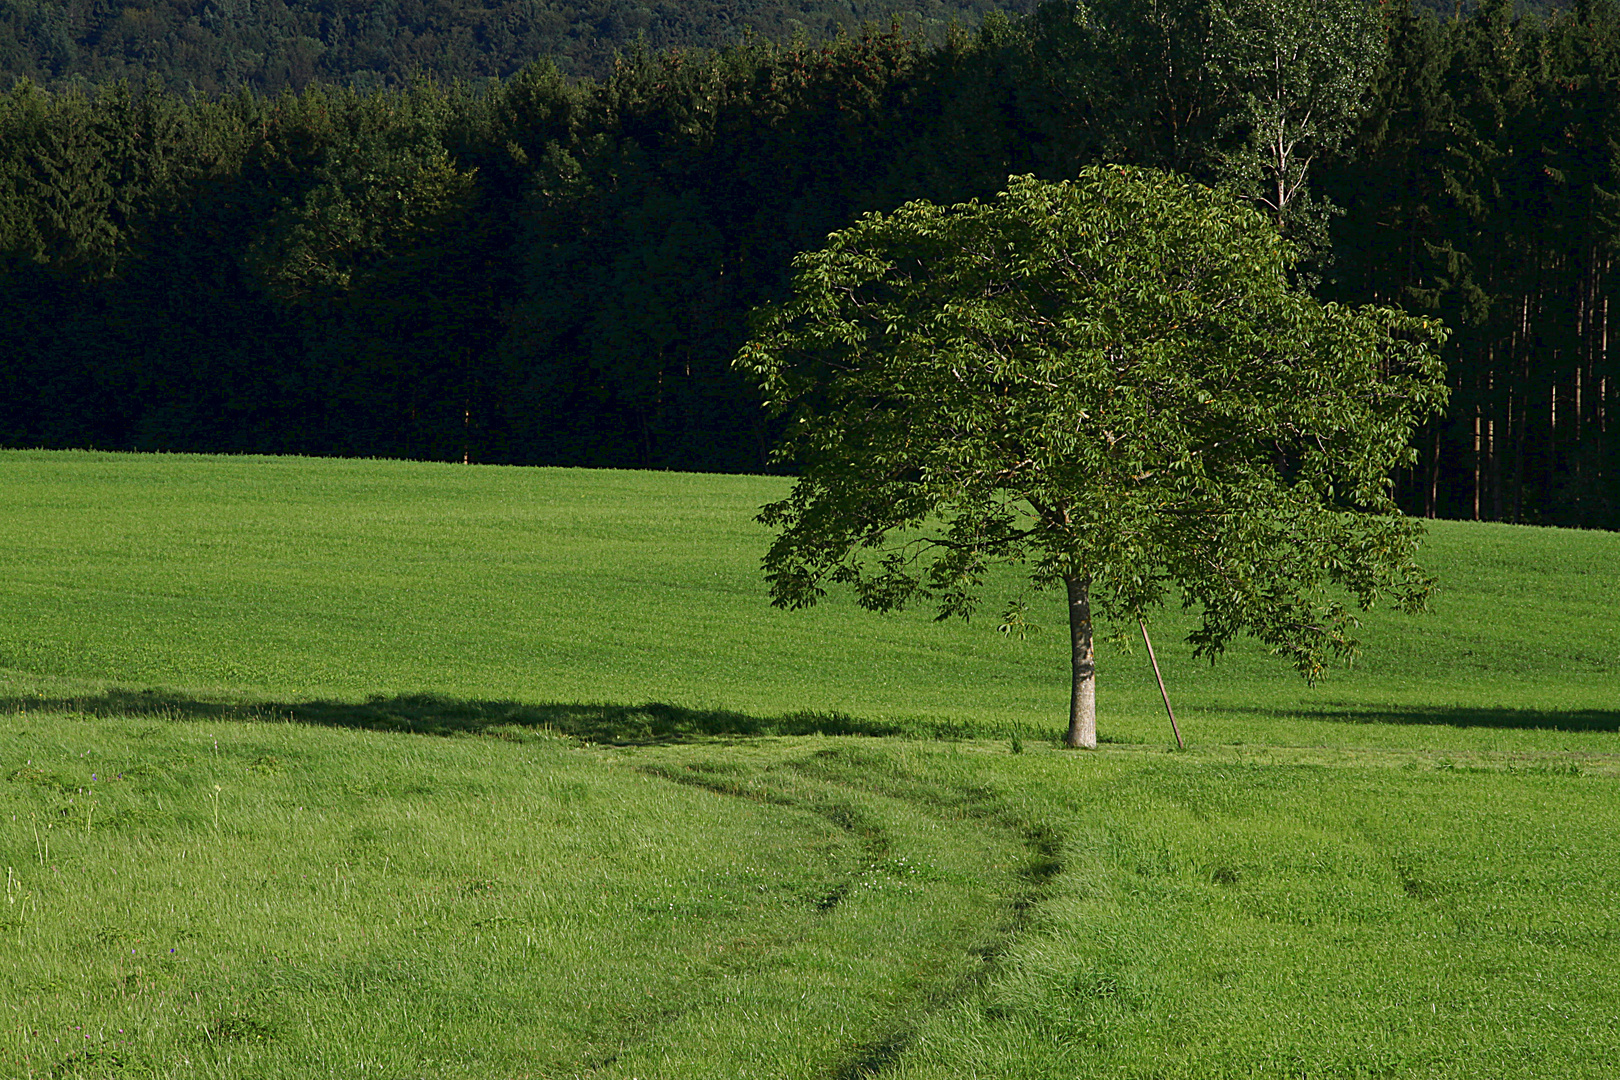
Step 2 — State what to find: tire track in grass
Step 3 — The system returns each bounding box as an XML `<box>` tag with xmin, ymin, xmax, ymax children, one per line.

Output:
<box><xmin>638</xmin><ymin>758</ymin><xmax>893</xmax><ymax>913</ymax></box>
<box><xmin>552</xmin><ymin>754</ymin><xmax>897</xmax><ymax>1077</ymax></box>
<box><xmin>635</xmin><ymin>744</ymin><xmax>1067</xmax><ymax>1080</ymax></box>
<box><xmin>824</xmin><ymin>799</ymin><xmax>1064</xmax><ymax>1077</ymax></box>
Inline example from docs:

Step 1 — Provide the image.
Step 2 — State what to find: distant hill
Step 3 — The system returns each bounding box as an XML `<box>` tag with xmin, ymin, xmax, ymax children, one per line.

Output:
<box><xmin>0</xmin><ymin>0</ymin><xmax>1033</xmax><ymax>91</ymax></box>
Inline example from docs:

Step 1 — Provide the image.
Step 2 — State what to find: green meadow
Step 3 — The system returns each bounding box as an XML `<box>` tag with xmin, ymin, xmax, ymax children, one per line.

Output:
<box><xmin>1</xmin><ymin>449</ymin><xmax>1617</xmax><ymax>1078</ymax></box>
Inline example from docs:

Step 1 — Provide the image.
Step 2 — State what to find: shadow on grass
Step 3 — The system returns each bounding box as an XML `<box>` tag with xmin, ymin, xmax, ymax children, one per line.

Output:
<box><xmin>1220</xmin><ymin>703</ymin><xmax>1620</xmax><ymax>733</ymax></box>
<box><xmin>0</xmin><ymin>689</ymin><xmax>994</xmax><ymax>744</ymax></box>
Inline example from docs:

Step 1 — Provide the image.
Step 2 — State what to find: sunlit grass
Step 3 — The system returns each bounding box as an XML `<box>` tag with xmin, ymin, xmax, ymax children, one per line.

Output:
<box><xmin>0</xmin><ymin>449</ymin><xmax>1616</xmax><ymax>1077</ymax></box>
<box><xmin>2</xmin><ymin>450</ymin><xmax>1615</xmax><ymax>753</ymax></box>
<box><xmin>1</xmin><ymin>716</ymin><xmax>1035</xmax><ymax>1078</ymax></box>
<box><xmin>889</xmin><ymin>748</ymin><xmax>1620</xmax><ymax>1079</ymax></box>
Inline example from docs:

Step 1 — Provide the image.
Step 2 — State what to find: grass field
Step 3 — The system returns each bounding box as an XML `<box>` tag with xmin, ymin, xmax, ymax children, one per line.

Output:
<box><xmin>1</xmin><ymin>449</ymin><xmax>1617</xmax><ymax>1078</ymax></box>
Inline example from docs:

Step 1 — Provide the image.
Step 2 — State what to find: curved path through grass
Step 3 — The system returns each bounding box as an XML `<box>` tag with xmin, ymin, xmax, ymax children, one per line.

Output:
<box><xmin>2</xmin><ymin>451</ymin><xmax>1617</xmax><ymax>1077</ymax></box>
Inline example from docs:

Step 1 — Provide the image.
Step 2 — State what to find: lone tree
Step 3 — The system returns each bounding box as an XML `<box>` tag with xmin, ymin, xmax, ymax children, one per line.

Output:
<box><xmin>734</xmin><ymin>169</ymin><xmax>1448</xmax><ymax>748</ymax></box>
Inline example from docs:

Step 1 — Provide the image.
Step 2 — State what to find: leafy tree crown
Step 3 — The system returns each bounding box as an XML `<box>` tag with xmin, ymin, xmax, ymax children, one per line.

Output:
<box><xmin>734</xmin><ymin>168</ymin><xmax>1449</xmax><ymax>679</ymax></box>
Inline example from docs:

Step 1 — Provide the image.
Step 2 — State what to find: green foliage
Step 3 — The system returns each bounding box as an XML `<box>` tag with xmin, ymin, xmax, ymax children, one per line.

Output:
<box><xmin>0</xmin><ymin>0</ymin><xmax>1030</xmax><ymax>90</ymax></box>
<box><xmin>239</xmin><ymin>84</ymin><xmax>478</xmax><ymax>304</ymax></box>
<box><xmin>1</xmin><ymin>0</ymin><xmax>1619</xmax><ymax>525</ymax></box>
<box><xmin>736</xmin><ymin>169</ymin><xmax>1450</xmax><ymax>681</ymax></box>
<box><xmin>0</xmin><ymin>78</ymin><xmax>246</xmax><ymax>278</ymax></box>
<box><xmin>1209</xmin><ymin>0</ymin><xmax>1385</xmax><ymax>241</ymax></box>
<box><xmin>1028</xmin><ymin>0</ymin><xmax>1387</xmax><ymax>248</ymax></box>
<box><xmin>505</xmin><ymin>28</ymin><xmax>935</xmax><ymax>471</ymax></box>
<box><xmin>1317</xmin><ymin>0</ymin><xmax>1620</xmax><ymax>526</ymax></box>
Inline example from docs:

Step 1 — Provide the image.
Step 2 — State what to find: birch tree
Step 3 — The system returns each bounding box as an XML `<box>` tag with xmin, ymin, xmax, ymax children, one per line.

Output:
<box><xmin>1211</xmin><ymin>0</ymin><xmax>1386</xmax><ymax>238</ymax></box>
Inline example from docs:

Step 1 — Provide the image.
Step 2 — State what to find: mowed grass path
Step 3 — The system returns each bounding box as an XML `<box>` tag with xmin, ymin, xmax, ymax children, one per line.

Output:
<box><xmin>1</xmin><ymin>450</ymin><xmax>1618</xmax><ymax>1078</ymax></box>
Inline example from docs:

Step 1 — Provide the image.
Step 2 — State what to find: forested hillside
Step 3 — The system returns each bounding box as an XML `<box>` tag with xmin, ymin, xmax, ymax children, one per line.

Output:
<box><xmin>0</xmin><ymin>0</ymin><xmax>1029</xmax><ymax>90</ymax></box>
<box><xmin>1</xmin><ymin>0</ymin><xmax>1616</xmax><ymax>528</ymax></box>
<box><xmin>0</xmin><ymin>0</ymin><xmax>1561</xmax><ymax>95</ymax></box>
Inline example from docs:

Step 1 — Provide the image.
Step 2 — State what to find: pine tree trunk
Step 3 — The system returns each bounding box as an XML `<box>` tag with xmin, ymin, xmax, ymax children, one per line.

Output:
<box><xmin>1064</xmin><ymin>574</ymin><xmax>1097</xmax><ymax>749</ymax></box>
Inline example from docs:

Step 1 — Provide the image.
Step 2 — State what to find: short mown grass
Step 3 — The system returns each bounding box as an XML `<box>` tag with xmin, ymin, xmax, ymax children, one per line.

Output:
<box><xmin>1</xmin><ymin>449</ymin><xmax>1617</xmax><ymax>1078</ymax></box>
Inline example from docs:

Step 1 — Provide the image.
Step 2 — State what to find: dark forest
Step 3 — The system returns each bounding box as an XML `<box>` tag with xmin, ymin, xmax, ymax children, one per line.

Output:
<box><xmin>2</xmin><ymin>0</ymin><xmax>1616</xmax><ymax>529</ymax></box>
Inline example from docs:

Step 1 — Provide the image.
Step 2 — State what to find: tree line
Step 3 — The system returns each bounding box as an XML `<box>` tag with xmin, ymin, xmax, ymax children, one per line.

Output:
<box><xmin>1</xmin><ymin>0</ymin><xmax>1617</xmax><ymax>528</ymax></box>
<box><xmin>0</xmin><ymin>0</ymin><xmax>1029</xmax><ymax>91</ymax></box>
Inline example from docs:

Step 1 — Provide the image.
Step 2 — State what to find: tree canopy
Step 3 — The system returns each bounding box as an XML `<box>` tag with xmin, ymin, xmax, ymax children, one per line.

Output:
<box><xmin>3</xmin><ymin>0</ymin><xmax>1619</xmax><ymax>528</ymax></box>
<box><xmin>734</xmin><ymin>168</ymin><xmax>1450</xmax><ymax>747</ymax></box>
<box><xmin>0</xmin><ymin>0</ymin><xmax>1029</xmax><ymax>91</ymax></box>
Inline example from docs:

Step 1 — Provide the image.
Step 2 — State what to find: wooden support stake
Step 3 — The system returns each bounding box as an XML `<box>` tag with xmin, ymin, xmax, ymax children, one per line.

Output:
<box><xmin>1139</xmin><ymin>621</ymin><xmax>1183</xmax><ymax>750</ymax></box>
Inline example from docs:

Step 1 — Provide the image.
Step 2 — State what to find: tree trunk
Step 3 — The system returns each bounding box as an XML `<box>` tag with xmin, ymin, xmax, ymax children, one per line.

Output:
<box><xmin>1064</xmin><ymin>574</ymin><xmax>1096</xmax><ymax>749</ymax></box>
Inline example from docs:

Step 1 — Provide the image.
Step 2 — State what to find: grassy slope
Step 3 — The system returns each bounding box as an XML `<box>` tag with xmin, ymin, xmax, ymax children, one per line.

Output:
<box><xmin>1</xmin><ymin>450</ymin><xmax>1617</xmax><ymax>1078</ymax></box>
<box><xmin>3</xmin><ymin>719</ymin><xmax>1041</xmax><ymax>1078</ymax></box>
<box><xmin>891</xmin><ymin>748</ymin><xmax>1620</xmax><ymax>1079</ymax></box>
<box><xmin>1</xmin><ymin>449</ymin><xmax>1615</xmax><ymax>748</ymax></box>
